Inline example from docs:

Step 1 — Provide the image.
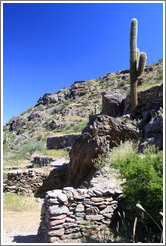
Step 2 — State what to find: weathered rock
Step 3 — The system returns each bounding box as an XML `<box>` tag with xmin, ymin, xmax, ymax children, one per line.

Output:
<box><xmin>37</xmin><ymin>93</ymin><xmax>58</xmax><ymax>105</ymax></box>
<box><xmin>123</xmin><ymin>84</ymin><xmax>163</xmax><ymax>114</ymax></box>
<box><xmin>60</xmin><ymin>232</ymin><xmax>82</xmax><ymax>240</ymax></box>
<box><xmin>102</xmin><ymin>92</ymin><xmax>124</xmax><ymax>117</ymax></box>
<box><xmin>139</xmin><ymin>114</ymin><xmax>163</xmax><ymax>151</ymax></box>
<box><xmin>48</xmin><ymin>228</ymin><xmax>65</xmax><ymax>237</ymax></box>
<box><xmin>65</xmin><ymin>227</ymin><xmax>80</xmax><ymax>234</ymax></box>
<box><xmin>27</xmin><ymin>113</ymin><xmax>40</xmax><ymax>121</ymax></box>
<box><xmin>57</xmin><ymin>193</ymin><xmax>68</xmax><ymax>203</ymax></box>
<box><xmin>49</xmin><ymin>219</ymin><xmax>65</xmax><ymax>227</ymax></box>
<box><xmin>48</xmin><ymin>205</ymin><xmax>69</xmax><ymax>215</ymax></box>
<box><xmin>75</xmin><ymin>203</ymin><xmax>84</xmax><ymax>212</ymax></box>
<box><xmin>48</xmin><ymin>236</ymin><xmax>60</xmax><ymax>243</ymax></box>
<box><xmin>9</xmin><ymin>118</ymin><xmax>25</xmax><ymax>132</ymax></box>
<box><xmin>144</xmin><ymin>115</ymin><xmax>163</xmax><ymax>134</ymax></box>
<box><xmin>100</xmin><ymin>206</ymin><xmax>114</xmax><ymax>214</ymax></box>
<box><xmin>63</xmin><ymin>223</ymin><xmax>78</xmax><ymax>229</ymax></box>
<box><xmin>66</xmin><ymin>115</ymin><xmax>139</xmax><ymax>187</ymax></box>
<box><xmin>86</xmin><ymin>214</ymin><xmax>104</xmax><ymax>221</ymax></box>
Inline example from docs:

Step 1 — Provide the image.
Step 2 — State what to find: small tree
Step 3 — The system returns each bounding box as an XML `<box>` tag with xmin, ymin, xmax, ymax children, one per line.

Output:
<box><xmin>17</xmin><ymin>140</ymin><xmax>45</xmax><ymax>159</ymax></box>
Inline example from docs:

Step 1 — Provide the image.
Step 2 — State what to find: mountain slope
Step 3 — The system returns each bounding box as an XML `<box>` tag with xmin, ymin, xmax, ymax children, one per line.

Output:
<box><xmin>3</xmin><ymin>60</ymin><xmax>163</xmax><ymax>152</ymax></box>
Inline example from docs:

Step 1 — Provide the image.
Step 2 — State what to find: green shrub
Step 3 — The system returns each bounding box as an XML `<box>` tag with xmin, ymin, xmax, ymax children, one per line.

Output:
<box><xmin>36</xmin><ymin>134</ymin><xmax>42</xmax><ymax>141</ymax></box>
<box><xmin>156</xmin><ymin>67</ymin><xmax>163</xmax><ymax>81</ymax></box>
<box><xmin>17</xmin><ymin>140</ymin><xmax>45</xmax><ymax>158</ymax></box>
<box><xmin>111</xmin><ymin>150</ymin><xmax>163</xmax><ymax>223</ymax></box>
<box><xmin>62</xmin><ymin>121</ymin><xmax>88</xmax><ymax>134</ymax></box>
<box><xmin>83</xmin><ymin>99</ymin><xmax>89</xmax><ymax>106</ymax></box>
<box><xmin>64</xmin><ymin>100</ymin><xmax>71</xmax><ymax>107</ymax></box>
<box><xmin>119</xmin><ymin>80</ymin><xmax>126</xmax><ymax>87</ymax></box>
<box><xmin>81</xmin><ymin>90</ymin><xmax>88</xmax><ymax>95</ymax></box>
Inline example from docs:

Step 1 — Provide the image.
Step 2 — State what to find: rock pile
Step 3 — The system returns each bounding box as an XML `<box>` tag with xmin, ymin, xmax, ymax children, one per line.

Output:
<box><xmin>38</xmin><ymin>185</ymin><xmax>123</xmax><ymax>243</ymax></box>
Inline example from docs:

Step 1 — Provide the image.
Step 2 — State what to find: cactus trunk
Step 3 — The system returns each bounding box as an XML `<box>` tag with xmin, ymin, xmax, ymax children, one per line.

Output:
<box><xmin>130</xmin><ymin>18</ymin><xmax>147</xmax><ymax>111</ymax></box>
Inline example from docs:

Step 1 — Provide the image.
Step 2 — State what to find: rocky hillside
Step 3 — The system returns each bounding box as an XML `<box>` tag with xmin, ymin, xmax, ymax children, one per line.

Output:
<box><xmin>3</xmin><ymin>60</ymin><xmax>163</xmax><ymax>151</ymax></box>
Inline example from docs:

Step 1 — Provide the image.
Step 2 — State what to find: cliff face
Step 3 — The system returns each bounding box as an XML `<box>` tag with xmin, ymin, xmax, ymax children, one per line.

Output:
<box><xmin>3</xmin><ymin>61</ymin><xmax>163</xmax><ymax>152</ymax></box>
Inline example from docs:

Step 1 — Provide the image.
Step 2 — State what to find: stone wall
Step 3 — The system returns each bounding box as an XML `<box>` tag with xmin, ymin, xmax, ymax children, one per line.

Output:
<box><xmin>47</xmin><ymin>134</ymin><xmax>80</xmax><ymax>150</ymax></box>
<box><xmin>3</xmin><ymin>165</ymin><xmax>68</xmax><ymax>197</ymax></box>
<box><xmin>3</xmin><ymin>169</ymin><xmax>47</xmax><ymax>195</ymax></box>
<box><xmin>123</xmin><ymin>84</ymin><xmax>163</xmax><ymax>114</ymax></box>
<box><xmin>37</xmin><ymin>187</ymin><xmax>123</xmax><ymax>243</ymax></box>
<box><xmin>102</xmin><ymin>84</ymin><xmax>163</xmax><ymax>117</ymax></box>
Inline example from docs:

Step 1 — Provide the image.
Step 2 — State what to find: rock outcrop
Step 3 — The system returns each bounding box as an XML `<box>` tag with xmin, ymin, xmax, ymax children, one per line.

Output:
<box><xmin>102</xmin><ymin>84</ymin><xmax>163</xmax><ymax>151</ymax></box>
<box><xmin>102</xmin><ymin>93</ymin><xmax>124</xmax><ymax>117</ymax></box>
<box><xmin>139</xmin><ymin>114</ymin><xmax>163</xmax><ymax>151</ymax></box>
<box><xmin>123</xmin><ymin>84</ymin><xmax>163</xmax><ymax>115</ymax></box>
<box><xmin>37</xmin><ymin>93</ymin><xmax>59</xmax><ymax>105</ymax></box>
<box><xmin>66</xmin><ymin>115</ymin><xmax>139</xmax><ymax>188</ymax></box>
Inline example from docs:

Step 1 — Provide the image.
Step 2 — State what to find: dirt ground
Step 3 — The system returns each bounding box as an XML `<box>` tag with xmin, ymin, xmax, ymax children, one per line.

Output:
<box><xmin>3</xmin><ymin>208</ymin><xmax>42</xmax><ymax>244</ymax></box>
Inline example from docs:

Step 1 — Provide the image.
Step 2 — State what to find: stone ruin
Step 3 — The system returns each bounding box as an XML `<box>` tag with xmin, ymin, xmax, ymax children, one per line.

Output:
<box><xmin>37</xmin><ymin>84</ymin><xmax>163</xmax><ymax>242</ymax></box>
<box><xmin>3</xmin><ymin>84</ymin><xmax>163</xmax><ymax>242</ymax></box>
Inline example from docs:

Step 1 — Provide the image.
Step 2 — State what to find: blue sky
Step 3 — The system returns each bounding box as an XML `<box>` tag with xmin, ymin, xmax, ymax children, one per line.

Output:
<box><xmin>3</xmin><ymin>2</ymin><xmax>164</xmax><ymax>124</ymax></box>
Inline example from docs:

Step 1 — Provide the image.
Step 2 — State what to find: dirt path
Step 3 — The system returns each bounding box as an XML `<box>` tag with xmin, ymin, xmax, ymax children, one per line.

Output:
<box><xmin>3</xmin><ymin>209</ymin><xmax>42</xmax><ymax>244</ymax></box>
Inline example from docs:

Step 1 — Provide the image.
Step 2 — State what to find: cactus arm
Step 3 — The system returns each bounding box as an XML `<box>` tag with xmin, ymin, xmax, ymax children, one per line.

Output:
<box><xmin>136</xmin><ymin>48</ymin><xmax>140</xmax><ymax>69</ymax></box>
<box><xmin>137</xmin><ymin>52</ymin><xmax>147</xmax><ymax>77</ymax></box>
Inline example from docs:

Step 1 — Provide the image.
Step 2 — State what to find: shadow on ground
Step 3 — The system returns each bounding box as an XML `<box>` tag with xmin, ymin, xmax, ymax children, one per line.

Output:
<box><xmin>13</xmin><ymin>234</ymin><xmax>39</xmax><ymax>243</ymax></box>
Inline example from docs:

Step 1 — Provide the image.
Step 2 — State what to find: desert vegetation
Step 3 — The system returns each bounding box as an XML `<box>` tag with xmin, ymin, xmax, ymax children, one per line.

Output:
<box><xmin>3</xmin><ymin>58</ymin><xmax>163</xmax><ymax>243</ymax></box>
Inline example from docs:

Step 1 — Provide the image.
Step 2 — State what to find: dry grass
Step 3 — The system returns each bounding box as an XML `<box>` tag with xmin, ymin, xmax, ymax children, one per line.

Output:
<box><xmin>110</xmin><ymin>140</ymin><xmax>138</xmax><ymax>164</ymax></box>
<box><xmin>35</xmin><ymin>148</ymin><xmax>69</xmax><ymax>159</ymax></box>
<box><xmin>3</xmin><ymin>194</ymin><xmax>42</xmax><ymax>233</ymax></box>
<box><xmin>3</xmin><ymin>193</ymin><xmax>42</xmax><ymax>212</ymax></box>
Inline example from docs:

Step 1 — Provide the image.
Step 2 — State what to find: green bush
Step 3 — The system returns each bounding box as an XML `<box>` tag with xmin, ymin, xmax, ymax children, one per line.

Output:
<box><xmin>83</xmin><ymin>99</ymin><xmax>89</xmax><ymax>106</ymax></box>
<box><xmin>119</xmin><ymin>80</ymin><xmax>126</xmax><ymax>87</ymax></box>
<box><xmin>81</xmin><ymin>90</ymin><xmax>88</xmax><ymax>95</ymax></box>
<box><xmin>64</xmin><ymin>100</ymin><xmax>71</xmax><ymax>107</ymax></box>
<box><xmin>62</xmin><ymin>121</ymin><xmax>88</xmax><ymax>134</ymax></box>
<box><xmin>36</xmin><ymin>134</ymin><xmax>42</xmax><ymax>141</ymax></box>
<box><xmin>17</xmin><ymin>140</ymin><xmax>45</xmax><ymax>158</ymax></box>
<box><xmin>111</xmin><ymin>150</ymin><xmax>163</xmax><ymax>223</ymax></box>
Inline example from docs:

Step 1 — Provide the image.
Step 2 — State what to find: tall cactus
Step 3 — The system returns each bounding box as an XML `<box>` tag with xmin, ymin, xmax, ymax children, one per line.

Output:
<box><xmin>130</xmin><ymin>18</ymin><xmax>147</xmax><ymax>111</ymax></box>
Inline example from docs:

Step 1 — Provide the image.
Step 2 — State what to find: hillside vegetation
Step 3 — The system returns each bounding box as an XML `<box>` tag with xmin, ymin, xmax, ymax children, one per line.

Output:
<box><xmin>3</xmin><ymin>60</ymin><xmax>163</xmax><ymax>166</ymax></box>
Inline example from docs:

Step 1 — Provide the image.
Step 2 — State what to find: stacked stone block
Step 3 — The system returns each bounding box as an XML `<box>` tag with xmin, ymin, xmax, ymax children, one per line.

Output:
<box><xmin>38</xmin><ymin>187</ymin><xmax>123</xmax><ymax>243</ymax></box>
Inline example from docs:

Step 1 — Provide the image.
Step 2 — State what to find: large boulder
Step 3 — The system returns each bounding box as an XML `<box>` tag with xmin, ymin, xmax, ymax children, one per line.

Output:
<box><xmin>37</xmin><ymin>93</ymin><xmax>58</xmax><ymax>105</ymax></box>
<box><xmin>66</xmin><ymin>115</ymin><xmax>139</xmax><ymax>187</ymax></box>
<box><xmin>139</xmin><ymin>114</ymin><xmax>163</xmax><ymax>151</ymax></box>
<box><xmin>101</xmin><ymin>92</ymin><xmax>124</xmax><ymax>117</ymax></box>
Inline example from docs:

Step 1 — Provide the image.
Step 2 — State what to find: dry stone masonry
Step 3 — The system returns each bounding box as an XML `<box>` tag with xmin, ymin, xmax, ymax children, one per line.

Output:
<box><xmin>3</xmin><ymin>169</ymin><xmax>47</xmax><ymax>195</ymax></box>
<box><xmin>37</xmin><ymin>164</ymin><xmax>125</xmax><ymax>243</ymax></box>
<box><xmin>3</xmin><ymin>165</ymin><xmax>68</xmax><ymax>197</ymax></box>
<box><xmin>37</xmin><ymin>187</ymin><xmax>123</xmax><ymax>243</ymax></box>
<box><xmin>47</xmin><ymin>134</ymin><xmax>80</xmax><ymax>150</ymax></box>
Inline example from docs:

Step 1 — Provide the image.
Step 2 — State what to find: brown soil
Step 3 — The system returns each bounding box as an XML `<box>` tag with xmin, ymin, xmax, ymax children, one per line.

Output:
<box><xmin>3</xmin><ymin>208</ymin><xmax>42</xmax><ymax>243</ymax></box>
